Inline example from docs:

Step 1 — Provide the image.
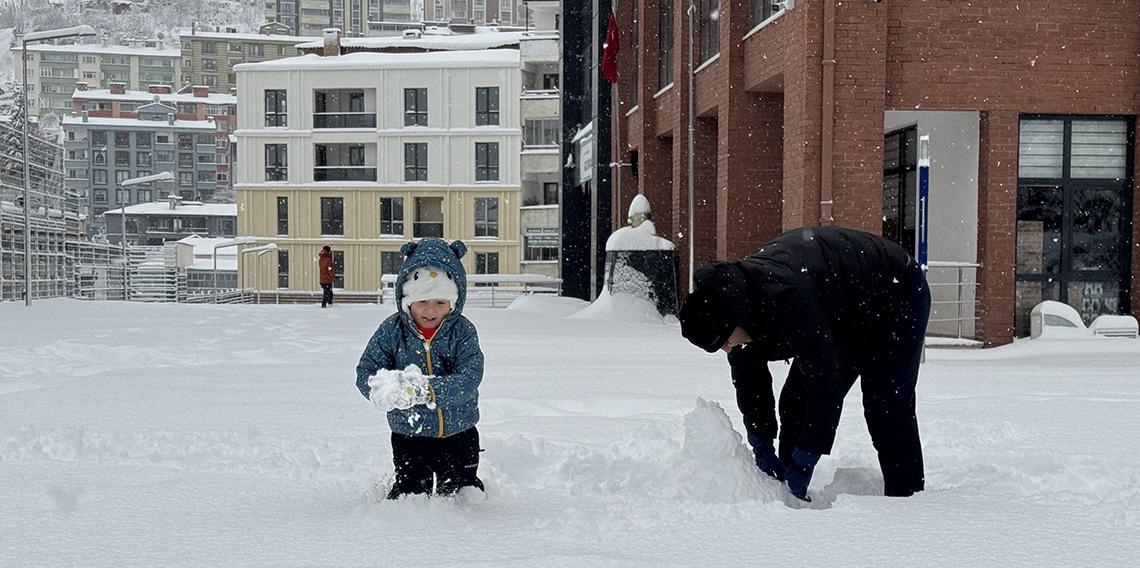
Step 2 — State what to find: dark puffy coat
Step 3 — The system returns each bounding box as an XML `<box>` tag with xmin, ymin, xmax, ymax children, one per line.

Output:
<box><xmin>691</xmin><ymin>227</ymin><xmax>929</xmax><ymax>455</ymax></box>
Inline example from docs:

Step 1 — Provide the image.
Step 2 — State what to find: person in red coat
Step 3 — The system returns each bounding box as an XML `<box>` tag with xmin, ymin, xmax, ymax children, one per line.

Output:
<box><xmin>318</xmin><ymin>246</ymin><xmax>336</xmax><ymax>308</ymax></box>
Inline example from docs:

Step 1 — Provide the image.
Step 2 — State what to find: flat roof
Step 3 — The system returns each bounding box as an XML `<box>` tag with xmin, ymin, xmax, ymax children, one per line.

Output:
<box><xmin>237</xmin><ymin>49</ymin><xmax>519</xmax><ymax>72</ymax></box>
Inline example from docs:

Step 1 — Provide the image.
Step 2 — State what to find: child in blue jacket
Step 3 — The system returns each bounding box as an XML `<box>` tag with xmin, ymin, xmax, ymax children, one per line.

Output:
<box><xmin>355</xmin><ymin>238</ymin><xmax>485</xmax><ymax>499</ymax></box>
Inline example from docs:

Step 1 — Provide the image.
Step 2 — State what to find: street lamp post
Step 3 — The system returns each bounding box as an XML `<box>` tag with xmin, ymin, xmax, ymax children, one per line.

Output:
<box><xmin>212</xmin><ymin>236</ymin><xmax>257</xmax><ymax>303</ymax></box>
<box><xmin>117</xmin><ymin>171</ymin><xmax>174</xmax><ymax>301</ymax></box>
<box><xmin>20</xmin><ymin>25</ymin><xmax>96</xmax><ymax>306</ymax></box>
<box><xmin>240</xmin><ymin>243</ymin><xmax>278</xmax><ymax>304</ymax></box>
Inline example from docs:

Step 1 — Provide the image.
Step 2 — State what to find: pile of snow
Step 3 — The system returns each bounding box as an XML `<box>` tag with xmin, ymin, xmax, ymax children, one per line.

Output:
<box><xmin>505</xmin><ymin>294</ymin><xmax>588</xmax><ymax>316</ymax></box>
<box><xmin>569</xmin><ymin>286</ymin><xmax>676</xmax><ymax>324</ymax></box>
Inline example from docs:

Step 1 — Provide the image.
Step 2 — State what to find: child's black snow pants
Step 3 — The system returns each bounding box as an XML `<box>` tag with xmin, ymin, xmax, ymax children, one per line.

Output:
<box><xmin>387</xmin><ymin>426</ymin><xmax>484</xmax><ymax>499</ymax></box>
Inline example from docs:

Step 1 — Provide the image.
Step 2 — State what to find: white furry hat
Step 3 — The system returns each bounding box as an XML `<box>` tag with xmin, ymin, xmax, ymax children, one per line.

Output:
<box><xmin>401</xmin><ymin>266</ymin><xmax>459</xmax><ymax>312</ymax></box>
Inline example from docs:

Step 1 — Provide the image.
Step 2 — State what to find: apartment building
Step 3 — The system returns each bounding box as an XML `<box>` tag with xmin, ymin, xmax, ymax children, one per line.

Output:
<box><xmin>104</xmin><ymin>199</ymin><xmax>237</xmax><ymax>246</ymax></box>
<box><xmin>70</xmin><ymin>83</ymin><xmax>237</xmax><ymax>201</ymax></box>
<box><xmin>12</xmin><ymin>39</ymin><xmax>180</xmax><ymax>117</ymax></box>
<box><xmin>426</xmin><ymin>0</ymin><xmax>529</xmax><ymax>26</ymax></box>
<box><xmin>179</xmin><ymin>29</ymin><xmax>317</xmax><ymax>93</ymax></box>
<box><xmin>517</xmin><ymin>0</ymin><xmax>561</xmax><ymax>279</ymax></box>
<box><xmin>62</xmin><ymin>103</ymin><xmax>219</xmax><ymax>238</ymax></box>
<box><xmin>234</xmin><ymin>31</ymin><xmax>522</xmax><ymax>294</ymax></box>
<box><xmin>266</xmin><ymin>0</ymin><xmax>416</xmax><ymax>37</ymax></box>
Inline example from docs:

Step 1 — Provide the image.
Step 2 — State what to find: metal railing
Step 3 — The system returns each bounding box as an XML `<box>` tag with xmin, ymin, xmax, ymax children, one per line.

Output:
<box><xmin>924</xmin><ymin>261</ymin><xmax>981</xmax><ymax>340</ymax></box>
<box><xmin>380</xmin><ymin>273</ymin><xmax>563</xmax><ymax>308</ymax></box>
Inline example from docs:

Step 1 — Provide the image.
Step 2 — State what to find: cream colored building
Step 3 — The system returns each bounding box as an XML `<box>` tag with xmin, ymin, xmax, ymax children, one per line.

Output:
<box><xmin>234</xmin><ymin>41</ymin><xmax>522</xmax><ymax>293</ymax></box>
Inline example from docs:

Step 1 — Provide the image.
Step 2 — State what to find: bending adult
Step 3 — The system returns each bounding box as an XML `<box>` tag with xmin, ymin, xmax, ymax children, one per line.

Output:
<box><xmin>679</xmin><ymin>227</ymin><xmax>931</xmax><ymax>501</ymax></box>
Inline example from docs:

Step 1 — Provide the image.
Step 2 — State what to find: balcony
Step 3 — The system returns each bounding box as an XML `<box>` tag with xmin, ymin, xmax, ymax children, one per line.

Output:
<box><xmin>314</xmin><ymin>89</ymin><xmax>375</xmax><ymax>129</ymax></box>
<box><xmin>521</xmin><ymin>91</ymin><xmax>559</xmax><ymax>121</ymax></box>
<box><xmin>313</xmin><ymin>167</ymin><xmax>377</xmax><ymax>182</ymax></box>
<box><xmin>520</xmin><ymin>31</ymin><xmax>559</xmax><ymax>64</ymax></box>
<box><xmin>521</xmin><ymin>147</ymin><xmax>560</xmax><ymax>175</ymax></box>
<box><xmin>313</xmin><ymin>112</ymin><xmax>377</xmax><ymax>129</ymax></box>
<box><xmin>314</xmin><ymin>143</ymin><xmax>376</xmax><ymax>182</ymax></box>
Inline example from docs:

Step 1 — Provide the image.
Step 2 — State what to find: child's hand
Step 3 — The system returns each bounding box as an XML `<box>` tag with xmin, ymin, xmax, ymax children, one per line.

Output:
<box><xmin>368</xmin><ymin>367</ymin><xmax>432</xmax><ymax>411</ymax></box>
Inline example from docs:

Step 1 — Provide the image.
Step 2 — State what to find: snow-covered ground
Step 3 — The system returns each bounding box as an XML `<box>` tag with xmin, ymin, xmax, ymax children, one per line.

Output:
<box><xmin>2</xmin><ymin>298</ymin><xmax>1138</xmax><ymax>567</ymax></box>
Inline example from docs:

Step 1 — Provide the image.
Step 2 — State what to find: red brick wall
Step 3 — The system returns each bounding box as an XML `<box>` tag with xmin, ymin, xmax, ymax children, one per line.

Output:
<box><xmin>886</xmin><ymin>1</ymin><xmax>1140</xmax><ymax>115</ymax></box>
<box><xmin>976</xmin><ymin>110</ymin><xmax>1019</xmax><ymax>345</ymax></box>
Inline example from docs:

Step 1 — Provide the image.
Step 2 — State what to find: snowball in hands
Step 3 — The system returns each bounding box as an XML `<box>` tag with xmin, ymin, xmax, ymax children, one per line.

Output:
<box><xmin>368</xmin><ymin>365</ymin><xmax>433</xmax><ymax>411</ymax></box>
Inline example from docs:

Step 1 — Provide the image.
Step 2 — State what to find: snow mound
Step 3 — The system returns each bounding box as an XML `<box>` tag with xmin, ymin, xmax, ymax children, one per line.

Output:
<box><xmin>570</xmin><ymin>287</ymin><xmax>677</xmax><ymax>324</ymax></box>
<box><xmin>504</xmin><ymin>294</ymin><xmax>589</xmax><ymax>316</ymax></box>
<box><xmin>484</xmin><ymin>399</ymin><xmax>780</xmax><ymax>505</ymax></box>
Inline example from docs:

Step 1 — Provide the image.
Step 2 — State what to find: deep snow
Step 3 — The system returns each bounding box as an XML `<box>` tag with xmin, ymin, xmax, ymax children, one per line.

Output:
<box><xmin>1</xmin><ymin>298</ymin><xmax>1138</xmax><ymax>567</ymax></box>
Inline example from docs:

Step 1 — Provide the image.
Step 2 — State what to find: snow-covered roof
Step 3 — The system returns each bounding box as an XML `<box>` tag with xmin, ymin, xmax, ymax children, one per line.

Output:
<box><xmin>73</xmin><ymin>89</ymin><xmax>237</xmax><ymax>105</ymax></box>
<box><xmin>237</xmin><ymin>49</ymin><xmax>520</xmax><ymax>72</ymax></box>
<box><xmin>178</xmin><ymin>31</ymin><xmax>318</xmax><ymax>43</ymax></box>
<box><xmin>104</xmin><ymin>202</ymin><xmax>237</xmax><ymax>217</ymax></box>
<box><xmin>177</xmin><ymin>235</ymin><xmax>243</xmax><ymax>256</ymax></box>
<box><xmin>15</xmin><ymin>43</ymin><xmax>179</xmax><ymax>57</ymax></box>
<box><xmin>61</xmin><ymin>115</ymin><xmax>217</xmax><ymax>130</ymax></box>
<box><xmin>187</xmin><ymin>259</ymin><xmax>237</xmax><ymax>271</ymax></box>
<box><xmin>295</xmin><ymin>30</ymin><xmax>525</xmax><ymax>52</ymax></box>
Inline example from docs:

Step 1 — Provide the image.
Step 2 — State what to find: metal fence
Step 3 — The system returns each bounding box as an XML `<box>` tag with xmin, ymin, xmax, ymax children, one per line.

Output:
<box><xmin>925</xmin><ymin>261</ymin><xmax>981</xmax><ymax>340</ymax></box>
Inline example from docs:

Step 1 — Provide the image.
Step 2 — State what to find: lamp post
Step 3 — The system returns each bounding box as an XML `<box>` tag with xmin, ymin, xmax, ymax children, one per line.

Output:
<box><xmin>117</xmin><ymin>170</ymin><xmax>174</xmax><ymax>301</ymax></box>
<box><xmin>212</xmin><ymin>236</ymin><xmax>257</xmax><ymax>303</ymax></box>
<box><xmin>240</xmin><ymin>243</ymin><xmax>278</xmax><ymax>304</ymax></box>
<box><xmin>20</xmin><ymin>25</ymin><xmax>96</xmax><ymax>305</ymax></box>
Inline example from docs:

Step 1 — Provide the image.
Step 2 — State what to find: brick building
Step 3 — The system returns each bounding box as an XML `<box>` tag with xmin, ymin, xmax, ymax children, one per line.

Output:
<box><xmin>611</xmin><ymin>0</ymin><xmax>1140</xmax><ymax>345</ymax></box>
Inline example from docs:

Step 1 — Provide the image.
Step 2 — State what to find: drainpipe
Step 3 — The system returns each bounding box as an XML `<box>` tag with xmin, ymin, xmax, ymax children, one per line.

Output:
<box><xmin>686</xmin><ymin>0</ymin><xmax>696</xmax><ymax>291</ymax></box>
<box><xmin>819</xmin><ymin>0</ymin><xmax>836</xmax><ymax>225</ymax></box>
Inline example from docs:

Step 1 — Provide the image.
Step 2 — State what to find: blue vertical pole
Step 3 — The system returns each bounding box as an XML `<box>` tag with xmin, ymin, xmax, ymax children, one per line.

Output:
<box><xmin>917</xmin><ymin>135</ymin><xmax>930</xmax><ymax>266</ymax></box>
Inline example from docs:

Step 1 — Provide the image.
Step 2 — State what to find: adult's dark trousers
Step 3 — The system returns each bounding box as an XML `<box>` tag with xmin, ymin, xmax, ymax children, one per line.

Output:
<box><xmin>320</xmin><ymin>283</ymin><xmax>334</xmax><ymax>307</ymax></box>
<box><xmin>778</xmin><ymin>265</ymin><xmax>931</xmax><ymax>497</ymax></box>
<box><xmin>387</xmin><ymin>426</ymin><xmax>484</xmax><ymax>499</ymax></box>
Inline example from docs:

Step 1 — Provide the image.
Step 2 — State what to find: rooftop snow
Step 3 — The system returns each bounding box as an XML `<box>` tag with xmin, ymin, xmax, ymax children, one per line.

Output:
<box><xmin>14</xmin><ymin>43</ymin><xmax>179</xmax><ymax>57</ymax></box>
<box><xmin>73</xmin><ymin>89</ymin><xmax>237</xmax><ymax>105</ymax></box>
<box><xmin>294</xmin><ymin>30</ymin><xmax>525</xmax><ymax>52</ymax></box>
<box><xmin>61</xmin><ymin>116</ymin><xmax>217</xmax><ymax>130</ymax></box>
<box><xmin>236</xmin><ymin>49</ymin><xmax>520</xmax><ymax>72</ymax></box>
<box><xmin>104</xmin><ymin>202</ymin><xmax>237</xmax><ymax>217</ymax></box>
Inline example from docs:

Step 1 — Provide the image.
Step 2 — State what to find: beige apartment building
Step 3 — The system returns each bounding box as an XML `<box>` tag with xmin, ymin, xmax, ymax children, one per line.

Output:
<box><xmin>179</xmin><ymin>28</ymin><xmax>317</xmax><ymax>93</ymax></box>
<box><xmin>234</xmin><ymin>31</ymin><xmax>523</xmax><ymax>294</ymax></box>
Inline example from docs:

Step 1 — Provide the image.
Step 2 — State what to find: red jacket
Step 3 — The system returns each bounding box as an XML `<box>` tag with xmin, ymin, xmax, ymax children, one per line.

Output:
<box><xmin>319</xmin><ymin>251</ymin><xmax>336</xmax><ymax>284</ymax></box>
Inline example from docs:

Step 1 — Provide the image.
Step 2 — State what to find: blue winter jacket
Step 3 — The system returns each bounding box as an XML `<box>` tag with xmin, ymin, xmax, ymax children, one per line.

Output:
<box><xmin>355</xmin><ymin>238</ymin><xmax>484</xmax><ymax>438</ymax></box>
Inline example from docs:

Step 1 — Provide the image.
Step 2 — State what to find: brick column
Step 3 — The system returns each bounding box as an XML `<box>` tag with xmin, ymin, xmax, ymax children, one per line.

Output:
<box><xmin>634</xmin><ymin>0</ymin><xmax>675</xmax><ymax>242</ymax></box>
<box><xmin>693</xmin><ymin>116</ymin><xmax>719</xmax><ymax>266</ymax></box>
<box><xmin>829</xmin><ymin>0</ymin><xmax>888</xmax><ymax>232</ymax></box>
<box><xmin>669</xmin><ymin>0</ymin><xmax>694</xmax><ymax>292</ymax></box>
<box><xmin>1133</xmin><ymin>123</ymin><xmax>1140</xmax><ymax>322</ymax></box>
<box><xmin>976</xmin><ymin>110</ymin><xmax>1019</xmax><ymax>346</ymax></box>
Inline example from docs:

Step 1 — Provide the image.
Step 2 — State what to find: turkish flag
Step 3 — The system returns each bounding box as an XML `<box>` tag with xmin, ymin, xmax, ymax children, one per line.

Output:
<box><xmin>601</xmin><ymin>11</ymin><xmax>620</xmax><ymax>84</ymax></box>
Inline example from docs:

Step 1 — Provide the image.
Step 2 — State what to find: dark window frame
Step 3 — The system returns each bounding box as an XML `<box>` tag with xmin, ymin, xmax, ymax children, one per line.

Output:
<box><xmin>320</xmin><ymin>196</ymin><xmax>344</xmax><ymax>236</ymax></box>
<box><xmin>475</xmin><ymin>87</ymin><xmax>500</xmax><ymax>126</ymax></box>
<box><xmin>475</xmin><ymin>142</ymin><xmax>499</xmax><ymax>182</ymax></box>
<box><xmin>404</xmin><ymin>88</ymin><xmax>428</xmax><ymax>127</ymax></box>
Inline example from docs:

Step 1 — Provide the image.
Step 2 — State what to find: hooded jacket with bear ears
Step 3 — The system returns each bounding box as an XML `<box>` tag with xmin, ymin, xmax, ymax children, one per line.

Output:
<box><xmin>355</xmin><ymin>238</ymin><xmax>484</xmax><ymax>438</ymax></box>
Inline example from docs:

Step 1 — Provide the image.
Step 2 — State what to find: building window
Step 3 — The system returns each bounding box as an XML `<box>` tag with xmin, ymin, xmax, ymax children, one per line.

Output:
<box><xmin>414</xmin><ymin>196</ymin><xmax>443</xmax><ymax>238</ymax></box>
<box><xmin>381</xmin><ymin>251</ymin><xmax>402</xmax><ymax>280</ymax></box>
<box><xmin>543</xmin><ymin>73</ymin><xmax>559</xmax><ymax>90</ymax></box>
<box><xmin>202</xmin><ymin>41</ymin><xmax>217</xmax><ymax>54</ymax></box>
<box><xmin>116</xmin><ymin>170</ymin><xmax>132</xmax><ymax>184</ymax></box>
<box><xmin>321</xmin><ymin>197</ymin><xmax>344</xmax><ymax>235</ymax></box>
<box><xmin>178</xmin><ymin>133</ymin><xmax>194</xmax><ymax>150</ymax></box>
<box><xmin>137</xmin><ymin>152</ymin><xmax>152</xmax><ymax>167</ymax></box>
<box><xmin>475</xmin><ymin>252</ymin><xmax>499</xmax><ymax>275</ymax></box>
<box><xmin>179</xmin><ymin>153</ymin><xmax>194</xmax><ymax>168</ymax></box>
<box><xmin>524</xmin><ymin>228</ymin><xmax>559</xmax><ymax>261</ymax></box>
<box><xmin>116</xmin><ymin>188</ymin><xmax>130</xmax><ymax>204</ymax></box>
<box><xmin>331</xmin><ymin>250</ymin><xmax>345</xmax><ymax>288</ymax></box>
<box><xmin>137</xmin><ymin>189</ymin><xmax>151</xmax><ymax>202</ymax></box>
<box><xmin>197</xmin><ymin>153</ymin><xmax>213</xmax><ymax>164</ymax></box>
<box><xmin>93</xmin><ymin>170</ymin><xmax>108</xmax><ymax>185</ymax></box>
<box><xmin>94</xmin><ymin>189</ymin><xmax>107</xmax><ymax>203</ymax></box>
<box><xmin>699</xmin><ymin>0</ymin><xmax>720</xmax><ymax>64</ymax></box>
<box><xmin>882</xmin><ymin>126</ymin><xmax>917</xmax><ymax>257</ymax></box>
<box><xmin>276</xmin><ymin>196</ymin><xmax>288</xmax><ymax>235</ymax></box>
<box><xmin>114</xmin><ymin>131</ymin><xmax>130</xmax><ymax>146</ymax></box>
<box><xmin>749</xmin><ymin>0</ymin><xmax>782</xmax><ymax>28</ymax></box>
<box><xmin>1014</xmin><ymin>116</ymin><xmax>1134</xmax><ymax>336</ymax></box>
<box><xmin>630</xmin><ymin>0</ymin><xmax>639</xmax><ymax>106</ymax></box>
<box><xmin>524</xmin><ymin>118</ymin><xmax>560</xmax><ymax>146</ymax></box>
<box><xmin>266</xmin><ymin>144</ymin><xmax>287</xmax><ymax>181</ymax></box>
<box><xmin>474</xmin><ymin>197</ymin><xmax>499</xmax><ymax>238</ymax></box>
<box><xmin>543</xmin><ymin>182</ymin><xmax>559</xmax><ymax>205</ymax></box>
<box><xmin>136</xmin><ymin>132</ymin><xmax>152</xmax><ymax>148</ymax></box>
<box><xmin>179</xmin><ymin>171</ymin><xmax>194</xmax><ymax>187</ymax></box>
<box><xmin>203</xmin><ymin>59</ymin><xmax>218</xmax><ymax>71</ymax></box>
<box><xmin>265</xmin><ymin>89</ymin><xmax>287</xmax><ymax>127</ymax></box>
<box><xmin>277</xmin><ymin>250</ymin><xmax>289</xmax><ymax>288</ymax></box>
<box><xmin>249</xmin><ymin>44</ymin><xmax>264</xmax><ymax>56</ymax></box>
<box><xmin>475</xmin><ymin>142</ymin><xmax>499</xmax><ymax>182</ymax></box>
<box><xmin>659</xmin><ymin>0</ymin><xmax>674</xmax><ymax>89</ymax></box>
<box><xmin>404</xmin><ymin>88</ymin><xmax>427</xmax><ymax>127</ymax></box>
<box><xmin>156</xmin><ymin>151</ymin><xmax>174</xmax><ymax>163</ymax></box>
<box><xmin>380</xmin><ymin>197</ymin><xmax>404</xmax><ymax>236</ymax></box>
<box><xmin>404</xmin><ymin>143</ymin><xmax>428</xmax><ymax>181</ymax></box>
<box><xmin>115</xmin><ymin>151</ymin><xmax>130</xmax><ymax>166</ymax></box>
<box><xmin>475</xmin><ymin>87</ymin><xmax>499</xmax><ymax>126</ymax></box>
